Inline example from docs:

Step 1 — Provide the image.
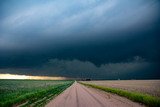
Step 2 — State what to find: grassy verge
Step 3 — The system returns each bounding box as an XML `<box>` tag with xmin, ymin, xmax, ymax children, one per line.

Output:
<box><xmin>0</xmin><ymin>81</ymin><xmax>73</xmax><ymax>107</ymax></box>
<box><xmin>79</xmin><ymin>82</ymin><xmax>160</xmax><ymax>107</ymax></box>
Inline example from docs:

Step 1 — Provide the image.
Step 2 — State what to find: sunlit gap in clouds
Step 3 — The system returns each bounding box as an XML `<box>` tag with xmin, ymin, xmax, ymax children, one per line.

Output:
<box><xmin>0</xmin><ymin>73</ymin><xmax>67</xmax><ymax>80</ymax></box>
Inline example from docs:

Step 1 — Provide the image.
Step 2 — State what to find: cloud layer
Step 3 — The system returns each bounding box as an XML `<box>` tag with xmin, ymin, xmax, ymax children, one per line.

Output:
<box><xmin>0</xmin><ymin>0</ymin><xmax>159</xmax><ymax>50</ymax></box>
<box><xmin>0</xmin><ymin>57</ymin><xmax>159</xmax><ymax>79</ymax></box>
<box><xmin>0</xmin><ymin>0</ymin><xmax>159</xmax><ymax>79</ymax></box>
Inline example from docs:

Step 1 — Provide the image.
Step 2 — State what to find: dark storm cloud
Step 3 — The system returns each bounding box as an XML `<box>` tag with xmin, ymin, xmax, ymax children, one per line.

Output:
<box><xmin>0</xmin><ymin>57</ymin><xmax>159</xmax><ymax>79</ymax></box>
<box><xmin>0</xmin><ymin>0</ymin><xmax>159</xmax><ymax>50</ymax></box>
<box><xmin>0</xmin><ymin>0</ymin><xmax>160</xmax><ymax>79</ymax></box>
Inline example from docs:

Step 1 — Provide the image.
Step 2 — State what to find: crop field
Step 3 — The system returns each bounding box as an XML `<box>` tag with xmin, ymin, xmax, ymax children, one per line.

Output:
<box><xmin>82</xmin><ymin>80</ymin><xmax>160</xmax><ymax>97</ymax></box>
<box><xmin>0</xmin><ymin>79</ymin><xmax>73</xmax><ymax>107</ymax></box>
<box><xmin>80</xmin><ymin>80</ymin><xmax>160</xmax><ymax>107</ymax></box>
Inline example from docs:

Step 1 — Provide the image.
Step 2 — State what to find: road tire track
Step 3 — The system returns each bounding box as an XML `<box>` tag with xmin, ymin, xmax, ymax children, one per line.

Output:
<box><xmin>80</xmin><ymin>85</ymin><xmax>106</xmax><ymax>107</ymax></box>
<box><xmin>75</xmin><ymin>86</ymin><xmax>80</xmax><ymax>107</ymax></box>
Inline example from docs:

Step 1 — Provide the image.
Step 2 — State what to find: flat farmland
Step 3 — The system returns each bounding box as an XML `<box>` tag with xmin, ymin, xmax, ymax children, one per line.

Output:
<box><xmin>0</xmin><ymin>80</ymin><xmax>73</xmax><ymax>107</ymax></box>
<box><xmin>83</xmin><ymin>80</ymin><xmax>160</xmax><ymax>97</ymax></box>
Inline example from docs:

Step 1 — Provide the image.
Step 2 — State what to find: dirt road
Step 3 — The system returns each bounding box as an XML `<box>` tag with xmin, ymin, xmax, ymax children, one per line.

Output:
<box><xmin>46</xmin><ymin>82</ymin><xmax>145</xmax><ymax>107</ymax></box>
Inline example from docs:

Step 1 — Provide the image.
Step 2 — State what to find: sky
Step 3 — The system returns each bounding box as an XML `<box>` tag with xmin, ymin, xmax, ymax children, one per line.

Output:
<box><xmin>0</xmin><ymin>0</ymin><xmax>160</xmax><ymax>79</ymax></box>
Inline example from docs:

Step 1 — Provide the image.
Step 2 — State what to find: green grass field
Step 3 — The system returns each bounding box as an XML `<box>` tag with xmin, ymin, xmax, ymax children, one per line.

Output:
<box><xmin>80</xmin><ymin>82</ymin><xmax>160</xmax><ymax>107</ymax></box>
<box><xmin>0</xmin><ymin>79</ymin><xmax>74</xmax><ymax>107</ymax></box>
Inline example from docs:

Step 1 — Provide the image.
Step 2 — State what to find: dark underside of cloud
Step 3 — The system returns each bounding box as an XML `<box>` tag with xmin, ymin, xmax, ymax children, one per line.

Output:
<box><xmin>0</xmin><ymin>57</ymin><xmax>159</xmax><ymax>79</ymax></box>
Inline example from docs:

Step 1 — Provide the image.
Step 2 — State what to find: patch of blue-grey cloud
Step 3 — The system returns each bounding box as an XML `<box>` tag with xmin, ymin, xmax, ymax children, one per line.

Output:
<box><xmin>0</xmin><ymin>0</ymin><xmax>159</xmax><ymax>50</ymax></box>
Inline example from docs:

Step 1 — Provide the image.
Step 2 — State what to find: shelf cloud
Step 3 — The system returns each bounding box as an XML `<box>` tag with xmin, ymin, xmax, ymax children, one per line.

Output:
<box><xmin>0</xmin><ymin>0</ymin><xmax>160</xmax><ymax>79</ymax></box>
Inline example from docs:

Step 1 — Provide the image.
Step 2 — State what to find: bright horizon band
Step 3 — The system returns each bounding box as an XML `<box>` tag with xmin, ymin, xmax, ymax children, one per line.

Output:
<box><xmin>0</xmin><ymin>73</ymin><xmax>66</xmax><ymax>80</ymax></box>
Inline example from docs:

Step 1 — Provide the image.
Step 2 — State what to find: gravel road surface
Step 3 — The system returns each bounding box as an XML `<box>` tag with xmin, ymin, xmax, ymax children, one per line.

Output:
<box><xmin>46</xmin><ymin>82</ymin><xmax>145</xmax><ymax>107</ymax></box>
